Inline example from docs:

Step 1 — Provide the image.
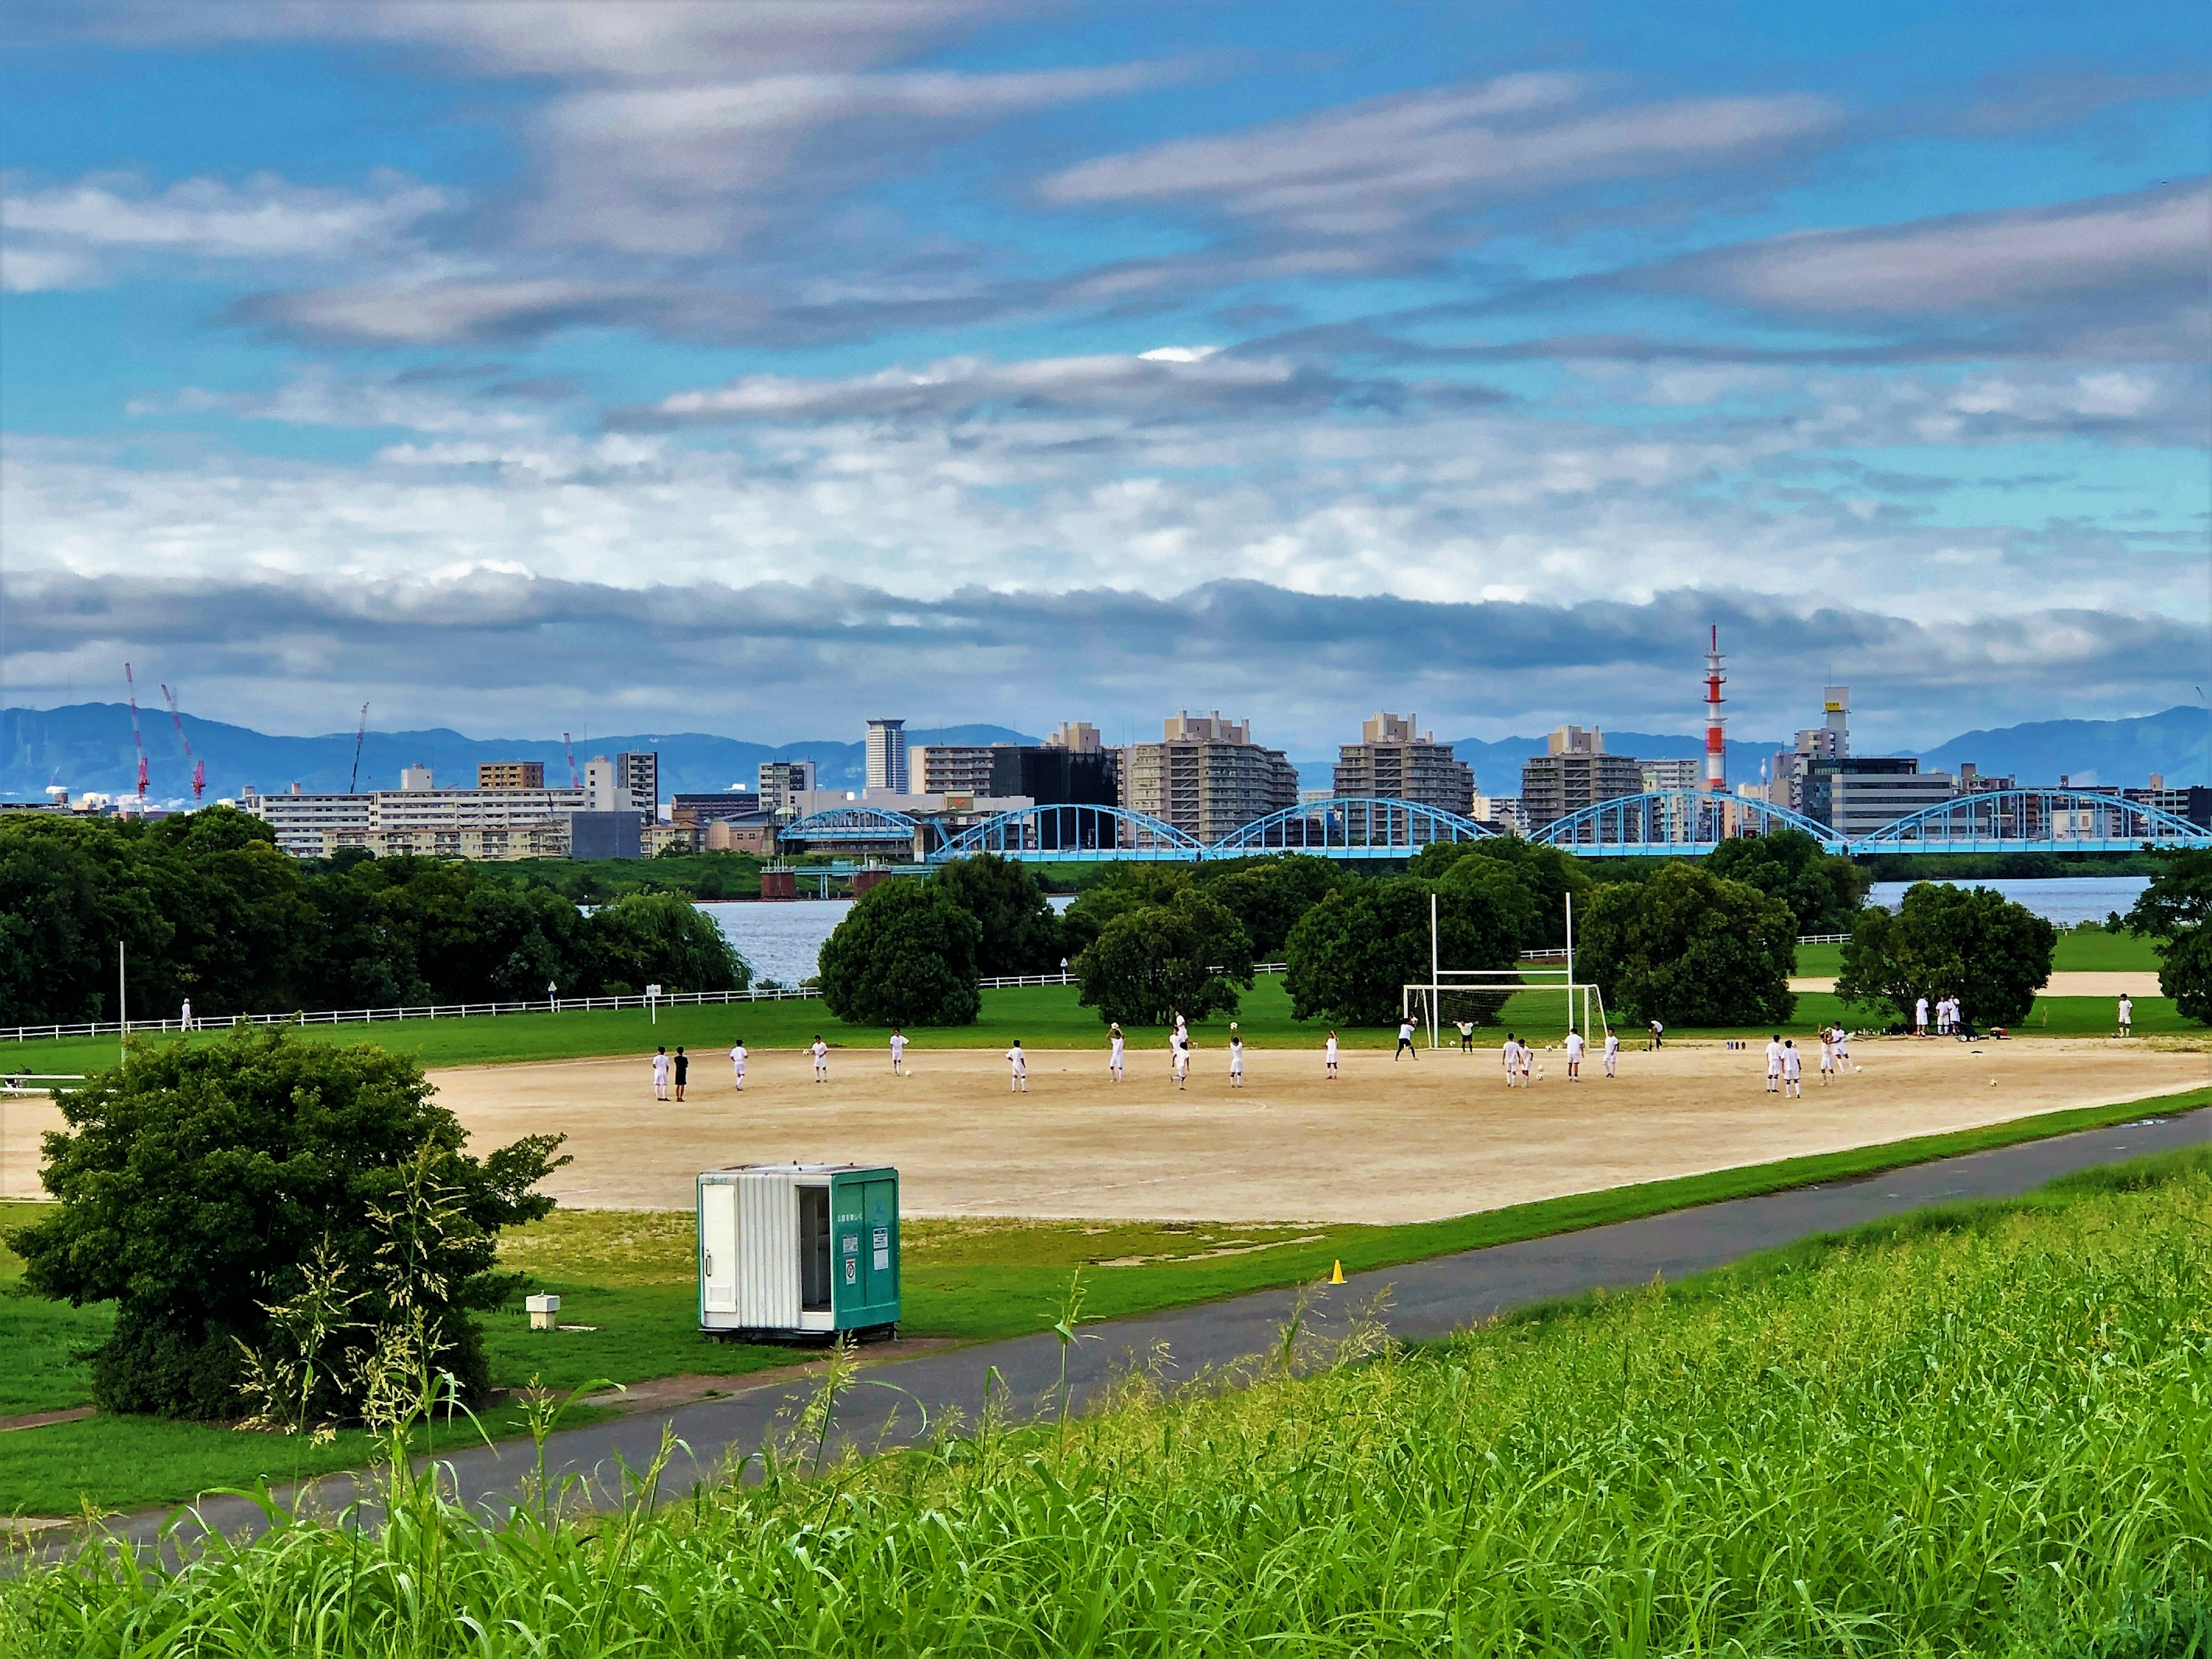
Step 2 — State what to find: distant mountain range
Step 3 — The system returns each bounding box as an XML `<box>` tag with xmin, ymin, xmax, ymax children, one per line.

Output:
<box><xmin>0</xmin><ymin>706</ymin><xmax>1035</xmax><ymax>805</ymax></box>
<box><xmin>3</xmin><ymin>702</ymin><xmax>2202</xmax><ymax>807</ymax></box>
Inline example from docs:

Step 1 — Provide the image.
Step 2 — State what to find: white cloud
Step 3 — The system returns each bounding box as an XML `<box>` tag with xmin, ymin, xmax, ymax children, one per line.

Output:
<box><xmin>1</xmin><ymin>170</ymin><xmax>447</xmax><ymax>290</ymax></box>
<box><xmin>1656</xmin><ymin>180</ymin><xmax>2210</xmax><ymax>316</ymax></box>
<box><xmin>1039</xmin><ymin>75</ymin><xmax>1841</xmax><ymax>235</ymax></box>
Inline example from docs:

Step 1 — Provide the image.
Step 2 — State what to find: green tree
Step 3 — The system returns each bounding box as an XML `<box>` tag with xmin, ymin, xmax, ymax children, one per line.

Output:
<box><xmin>930</xmin><ymin>853</ymin><xmax>1065</xmax><ymax>976</ymax></box>
<box><xmin>2122</xmin><ymin>847</ymin><xmax>2212</xmax><ymax>1022</ymax></box>
<box><xmin>7</xmin><ymin>1028</ymin><xmax>565</xmax><ymax>1419</ymax></box>
<box><xmin>1058</xmin><ymin>865</ymin><xmax>1194</xmax><ymax>961</ymax></box>
<box><xmin>1409</xmin><ymin>838</ymin><xmax>1592</xmax><ymax>950</ymax></box>
<box><xmin>587</xmin><ymin>890</ymin><xmax>751</xmax><ymax>995</ymax></box>
<box><xmin>1835</xmin><ymin>882</ymin><xmax>2055</xmax><ymax>1028</ymax></box>
<box><xmin>818</xmin><ymin>880</ymin><xmax>984</xmax><ymax>1025</ymax></box>
<box><xmin>1703</xmin><ymin>827</ymin><xmax>1868</xmax><ymax>935</ymax></box>
<box><xmin>1578</xmin><ymin>863</ymin><xmax>1797</xmax><ymax>1028</ymax></box>
<box><xmin>1075</xmin><ymin>889</ymin><xmax>1252</xmax><ymax>1027</ymax></box>
<box><xmin>1202</xmin><ymin>855</ymin><xmax>1349</xmax><ymax>959</ymax></box>
<box><xmin>1283</xmin><ymin>877</ymin><xmax>1521</xmax><ymax>1027</ymax></box>
<box><xmin>0</xmin><ymin>815</ymin><xmax>173</xmax><ymax>1025</ymax></box>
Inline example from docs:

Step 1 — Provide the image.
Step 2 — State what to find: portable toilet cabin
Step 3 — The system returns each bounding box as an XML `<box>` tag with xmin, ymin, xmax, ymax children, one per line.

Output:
<box><xmin>697</xmin><ymin>1164</ymin><xmax>900</xmax><ymax>1342</ymax></box>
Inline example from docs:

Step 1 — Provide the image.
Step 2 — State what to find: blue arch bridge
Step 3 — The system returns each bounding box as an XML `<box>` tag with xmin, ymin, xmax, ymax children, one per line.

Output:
<box><xmin>777</xmin><ymin>788</ymin><xmax>2211</xmax><ymax>870</ymax></box>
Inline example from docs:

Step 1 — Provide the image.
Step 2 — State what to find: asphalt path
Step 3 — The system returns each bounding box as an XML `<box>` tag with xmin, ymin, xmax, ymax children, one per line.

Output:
<box><xmin>111</xmin><ymin>1105</ymin><xmax>2210</xmax><ymax>1555</ymax></box>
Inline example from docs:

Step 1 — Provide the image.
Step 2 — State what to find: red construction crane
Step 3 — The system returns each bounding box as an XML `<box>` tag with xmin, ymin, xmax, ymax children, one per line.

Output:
<box><xmin>123</xmin><ymin>662</ymin><xmax>150</xmax><ymax>802</ymax></box>
<box><xmin>562</xmin><ymin>730</ymin><xmax>581</xmax><ymax>790</ymax></box>
<box><xmin>160</xmin><ymin>684</ymin><xmax>206</xmax><ymax>801</ymax></box>
<box><xmin>349</xmin><ymin>703</ymin><xmax>370</xmax><ymax>793</ymax></box>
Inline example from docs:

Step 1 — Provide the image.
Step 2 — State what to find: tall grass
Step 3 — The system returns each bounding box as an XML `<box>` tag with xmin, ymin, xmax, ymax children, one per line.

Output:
<box><xmin>5</xmin><ymin>1161</ymin><xmax>2208</xmax><ymax>1656</ymax></box>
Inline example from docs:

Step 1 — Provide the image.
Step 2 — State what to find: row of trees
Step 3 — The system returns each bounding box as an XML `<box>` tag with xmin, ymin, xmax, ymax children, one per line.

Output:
<box><xmin>0</xmin><ymin>810</ymin><xmax>749</xmax><ymax>1026</ymax></box>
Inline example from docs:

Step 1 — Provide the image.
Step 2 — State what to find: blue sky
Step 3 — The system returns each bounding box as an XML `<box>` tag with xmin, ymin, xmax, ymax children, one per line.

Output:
<box><xmin>2</xmin><ymin>0</ymin><xmax>2206</xmax><ymax>757</ymax></box>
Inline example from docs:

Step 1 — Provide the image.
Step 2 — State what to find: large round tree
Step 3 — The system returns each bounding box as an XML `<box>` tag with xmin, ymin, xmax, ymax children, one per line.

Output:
<box><xmin>1837</xmin><ymin>881</ymin><xmax>2055</xmax><ymax>1027</ymax></box>
<box><xmin>818</xmin><ymin>878</ymin><xmax>984</xmax><ymax>1025</ymax></box>
<box><xmin>7</xmin><ymin>1027</ymin><xmax>565</xmax><ymax>1421</ymax></box>
<box><xmin>1075</xmin><ymin>889</ymin><xmax>1252</xmax><ymax>1027</ymax></box>
<box><xmin>1284</xmin><ymin>877</ymin><xmax>1521</xmax><ymax>1027</ymax></box>
<box><xmin>1577</xmin><ymin>862</ymin><xmax>1797</xmax><ymax>1028</ymax></box>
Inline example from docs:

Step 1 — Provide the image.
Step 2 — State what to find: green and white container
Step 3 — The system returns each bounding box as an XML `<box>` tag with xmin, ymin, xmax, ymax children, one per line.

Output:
<box><xmin>696</xmin><ymin>1163</ymin><xmax>900</xmax><ymax>1342</ymax></box>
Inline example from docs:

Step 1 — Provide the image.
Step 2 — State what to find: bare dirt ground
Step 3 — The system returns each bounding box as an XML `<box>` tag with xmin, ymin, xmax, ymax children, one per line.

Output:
<box><xmin>7</xmin><ymin>1040</ymin><xmax>2199</xmax><ymax>1222</ymax></box>
<box><xmin>1788</xmin><ymin>971</ymin><xmax>2156</xmax><ymax>999</ymax></box>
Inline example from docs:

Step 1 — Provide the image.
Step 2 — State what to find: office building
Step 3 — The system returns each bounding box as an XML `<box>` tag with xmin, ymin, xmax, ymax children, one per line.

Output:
<box><xmin>670</xmin><ymin>791</ymin><xmax>763</xmax><ymax>824</ymax></box>
<box><xmin>865</xmin><ymin>718</ymin><xmax>909</xmax><ymax>794</ymax></box>
<box><xmin>1117</xmin><ymin>711</ymin><xmax>1300</xmax><ymax>843</ymax></box>
<box><xmin>244</xmin><ymin>773</ymin><xmax>588</xmax><ymax>858</ymax></box>
<box><xmin>477</xmin><ymin>760</ymin><xmax>545</xmax><ymax>790</ymax></box>
<box><xmin>585</xmin><ymin>752</ymin><xmax>658</xmax><ymax>816</ymax></box>
<box><xmin>1331</xmin><ymin>713</ymin><xmax>1473</xmax><ymax>813</ymax></box>
<box><xmin>988</xmin><ymin>744</ymin><xmax>1118</xmax><ymax>846</ymax></box>
<box><xmin>1519</xmin><ymin>727</ymin><xmax>1644</xmax><ymax>828</ymax></box>
<box><xmin>1808</xmin><ymin>756</ymin><xmax>1955</xmax><ymax>839</ymax></box>
<box><xmin>758</xmin><ymin>760</ymin><xmax>817</xmax><ymax>817</ymax></box>
<box><xmin>1767</xmin><ymin>687</ymin><xmax>1854</xmax><ymax>812</ymax></box>
<box><xmin>909</xmin><ymin>744</ymin><xmax>1003</xmax><ymax>796</ymax></box>
<box><xmin>1641</xmin><ymin>757</ymin><xmax>1700</xmax><ymax>793</ymax></box>
<box><xmin>399</xmin><ymin>764</ymin><xmax>435</xmax><ymax>791</ymax></box>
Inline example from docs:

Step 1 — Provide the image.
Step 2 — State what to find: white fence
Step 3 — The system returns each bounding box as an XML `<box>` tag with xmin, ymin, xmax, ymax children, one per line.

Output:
<box><xmin>0</xmin><ymin>964</ymin><xmax>1293</xmax><ymax>1046</ymax></box>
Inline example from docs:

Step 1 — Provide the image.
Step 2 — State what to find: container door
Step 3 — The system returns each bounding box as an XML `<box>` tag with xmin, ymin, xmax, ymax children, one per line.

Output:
<box><xmin>700</xmin><ymin>1181</ymin><xmax>737</xmax><ymax>1315</ymax></box>
<box><xmin>799</xmin><ymin>1185</ymin><xmax>832</xmax><ymax>1312</ymax></box>
<box><xmin>831</xmin><ymin>1171</ymin><xmax>899</xmax><ymax>1328</ymax></box>
<box><xmin>863</xmin><ymin>1176</ymin><xmax>898</xmax><ymax>1312</ymax></box>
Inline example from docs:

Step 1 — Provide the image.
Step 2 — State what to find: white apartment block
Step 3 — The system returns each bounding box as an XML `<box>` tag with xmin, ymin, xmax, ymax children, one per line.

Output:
<box><xmin>244</xmin><ymin>784</ymin><xmax>588</xmax><ymax>858</ymax></box>
<box><xmin>908</xmin><ymin>744</ymin><xmax>1003</xmax><ymax>796</ymax></box>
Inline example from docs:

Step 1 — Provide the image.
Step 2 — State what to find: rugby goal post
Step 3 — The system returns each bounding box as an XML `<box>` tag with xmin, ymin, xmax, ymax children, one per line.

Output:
<box><xmin>1404</xmin><ymin>893</ymin><xmax>1611</xmax><ymax>1049</ymax></box>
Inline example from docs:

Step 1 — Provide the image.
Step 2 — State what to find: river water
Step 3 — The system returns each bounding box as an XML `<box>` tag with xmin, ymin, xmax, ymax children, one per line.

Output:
<box><xmin>699</xmin><ymin>895</ymin><xmax>1077</xmax><ymax>985</ymax></box>
<box><xmin>700</xmin><ymin>878</ymin><xmax>2146</xmax><ymax>982</ymax></box>
<box><xmin>1866</xmin><ymin>876</ymin><xmax>2148</xmax><ymax>926</ymax></box>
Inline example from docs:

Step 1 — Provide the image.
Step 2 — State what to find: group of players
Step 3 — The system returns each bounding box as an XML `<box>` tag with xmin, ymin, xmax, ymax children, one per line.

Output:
<box><xmin>652</xmin><ymin>1015</ymin><xmax>1871</xmax><ymax>1099</ymax></box>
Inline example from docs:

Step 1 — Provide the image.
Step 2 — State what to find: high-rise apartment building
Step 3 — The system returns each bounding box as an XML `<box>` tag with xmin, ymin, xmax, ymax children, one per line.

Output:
<box><xmin>1043</xmin><ymin>721</ymin><xmax>1102</xmax><ymax>753</ymax></box>
<box><xmin>1641</xmin><ymin>757</ymin><xmax>1700</xmax><ymax>793</ymax></box>
<box><xmin>1118</xmin><ymin>711</ymin><xmax>1300</xmax><ymax>843</ymax></box>
<box><xmin>478</xmin><ymin>760</ymin><xmax>545</xmax><ymax>789</ymax></box>
<box><xmin>1331</xmin><ymin>713</ymin><xmax>1473</xmax><ymax>813</ymax></box>
<box><xmin>1519</xmin><ymin>726</ymin><xmax>1645</xmax><ymax>828</ymax></box>
<box><xmin>757</xmin><ymin>760</ymin><xmax>817</xmax><ymax>817</ymax></box>
<box><xmin>584</xmin><ymin>752</ymin><xmax>658</xmax><ymax>815</ymax></box>
<box><xmin>908</xmin><ymin>744</ymin><xmax>1003</xmax><ymax>796</ymax></box>
<box><xmin>865</xmin><ymin>718</ymin><xmax>909</xmax><ymax>794</ymax></box>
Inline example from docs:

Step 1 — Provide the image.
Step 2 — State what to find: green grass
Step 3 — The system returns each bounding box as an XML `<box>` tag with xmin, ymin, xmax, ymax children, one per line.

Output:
<box><xmin>0</xmin><ymin>1201</ymin><xmax>110</xmax><ymax>1416</ymax></box>
<box><xmin>2</xmin><ymin>971</ymin><xmax>2197</xmax><ymax>1081</ymax></box>
<box><xmin>6</xmin><ymin>1152</ymin><xmax>2207</xmax><ymax>1655</ymax></box>
<box><xmin>8</xmin><ymin>1081</ymin><xmax>2203</xmax><ymax>1517</ymax></box>
<box><xmin>1792</xmin><ymin>929</ymin><xmax>2166</xmax><ymax>978</ymax></box>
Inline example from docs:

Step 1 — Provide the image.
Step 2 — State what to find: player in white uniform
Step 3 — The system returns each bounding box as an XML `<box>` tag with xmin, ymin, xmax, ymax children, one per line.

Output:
<box><xmin>1006</xmin><ymin>1040</ymin><xmax>1028</xmax><ymax>1093</ymax></box>
<box><xmin>1324</xmin><ymin>1031</ymin><xmax>1339</xmax><ymax>1080</ymax></box>
<box><xmin>1172</xmin><ymin>1038</ymin><xmax>1190</xmax><ymax>1090</ymax></box>
<box><xmin>729</xmin><ymin>1041</ymin><xmax>747</xmax><ymax>1091</ymax></box>
<box><xmin>1108</xmin><ymin>1024</ymin><xmax>1126</xmax><ymax>1081</ymax></box>
<box><xmin>1834</xmin><ymin>1025</ymin><xmax>1854</xmax><ymax>1072</ymax></box>
<box><xmin>1501</xmin><ymin>1035</ymin><xmax>1521</xmax><ymax>1087</ymax></box>
<box><xmin>810</xmin><ymin>1036</ymin><xmax>830</xmax><ymax>1082</ymax></box>
<box><xmin>1565</xmin><ymin>1028</ymin><xmax>1585</xmax><ymax>1080</ymax></box>
<box><xmin>2117</xmin><ymin>994</ymin><xmax>2133</xmax><ymax>1036</ymax></box>
<box><xmin>889</xmin><ymin>1029</ymin><xmax>907</xmax><ymax>1075</ymax></box>
<box><xmin>1914</xmin><ymin>995</ymin><xmax>1929</xmax><ymax>1037</ymax></box>
<box><xmin>1764</xmin><ymin>1036</ymin><xmax>1784</xmax><ymax>1094</ymax></box>
<box><xmin>1781</xmin><ymin>1040</ymin><xmax>1802</xmax><ymax>1099</ymax></box>
<box><xmin>1228</xmin><ymin>1034</ymin><xmax>1245</xmax><ymax>1088</ymax></box>
<box><xmin>1818</xmin><ymin>1027</ymin><xmax>1835</xmax><ymax>1082</ymax></box>
<box><xmin>1603</xmin><ymin>1029</ymin><xmax>1619</xmax><ymax>1078</ymax></box>
<box><xmin>652</xmin><ymin>1046</ymin><xmax>672</xmax><ymax>1101</ymax></box>
<box><xmin>1518</xmin><ymin>1039</ymin><xmax>1536</xmax><ymax>1086</ymax></box>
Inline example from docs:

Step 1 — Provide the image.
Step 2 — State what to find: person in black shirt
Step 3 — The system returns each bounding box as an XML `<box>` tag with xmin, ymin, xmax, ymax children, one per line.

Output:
<box><xmin>672</xmin><ymin>1046</ymin><xmax>689</xmax><ymax>1101</ymax></box>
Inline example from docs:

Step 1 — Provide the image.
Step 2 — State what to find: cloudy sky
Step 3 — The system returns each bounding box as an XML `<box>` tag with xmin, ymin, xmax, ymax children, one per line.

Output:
<box><xmin>2</xmin><ymin>1</ymin><xmax>2206</xmax><ymax>754</ymax></box>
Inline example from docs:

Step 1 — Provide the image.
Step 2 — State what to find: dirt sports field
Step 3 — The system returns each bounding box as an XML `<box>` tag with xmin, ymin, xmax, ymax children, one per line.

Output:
<box><xmin>5</xmin><ymin>1039</ymin><xmax>2198</xmax><ymax>1223</ymax></box>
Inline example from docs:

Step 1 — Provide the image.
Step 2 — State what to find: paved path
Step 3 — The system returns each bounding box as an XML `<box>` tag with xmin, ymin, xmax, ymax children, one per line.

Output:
<box><xmin>118</xmin><ymin>1106</ymin><xmax>2210</xmax><ymax>1554</ymax></box>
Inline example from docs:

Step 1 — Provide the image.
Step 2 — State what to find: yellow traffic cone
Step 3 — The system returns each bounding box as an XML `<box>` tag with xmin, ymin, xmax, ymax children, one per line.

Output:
<box><xmin>1330</xmin><ymin>1260</ymin><xmax>1345</xmax><ymax>1285</ymax></box>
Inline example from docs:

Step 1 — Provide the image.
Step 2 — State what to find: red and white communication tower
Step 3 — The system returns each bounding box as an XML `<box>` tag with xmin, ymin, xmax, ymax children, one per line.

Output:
<box><xmin>1702</xmin><ymin>625</ymin><xmax>1728</xmax><ymax>794</ymax></box>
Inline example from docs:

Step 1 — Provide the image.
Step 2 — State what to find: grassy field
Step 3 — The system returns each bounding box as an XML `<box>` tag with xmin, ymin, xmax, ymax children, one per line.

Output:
<box><xmin>7</xmin><ymin>1083</ymin><xmax>2205</xmax><ymax>1517</ymax></box>
<box><xmin>1</xmin><ymin>969</ymin><xmax>2195</xmax><ymax>1081</ymax></box>
<box><xmin>5</xmin><ymin>1150</ymin><xmax>2206</xmax><ymax>1654</ymax></box>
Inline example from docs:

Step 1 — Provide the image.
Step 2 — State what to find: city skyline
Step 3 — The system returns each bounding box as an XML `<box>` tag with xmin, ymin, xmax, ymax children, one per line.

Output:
<box><xmin>2</xmin><ymin>3</ymin><xmax>2206</xmax><ymax>749</ymax></box>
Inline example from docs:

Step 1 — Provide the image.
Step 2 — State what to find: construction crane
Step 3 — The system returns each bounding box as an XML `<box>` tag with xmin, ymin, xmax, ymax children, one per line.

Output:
<box><xmin>562</xmin><ymin>730</ymin><xmax>581</xmax><ymax>790</ymax></box>
<box><xmin>123</xmin><ymin>662</ymin><xmax>150</xmax><ymax>802</ymax></box>
<box><xmin>160</xmin><ymin>684</ymin><xmax>206</xmax><ymax>802</ymax></box>
<box><xmin>349</xmin><ymin>703</ymin><xmax>370</xmax><ymax>793</ymax></box>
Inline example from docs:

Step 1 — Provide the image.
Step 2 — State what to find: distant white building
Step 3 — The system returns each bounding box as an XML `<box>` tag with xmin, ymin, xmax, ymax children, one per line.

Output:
<box><xmin>865</xmin><ymin>718</ymin><xmax>909</xmax><ymax>794</ymax></box>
